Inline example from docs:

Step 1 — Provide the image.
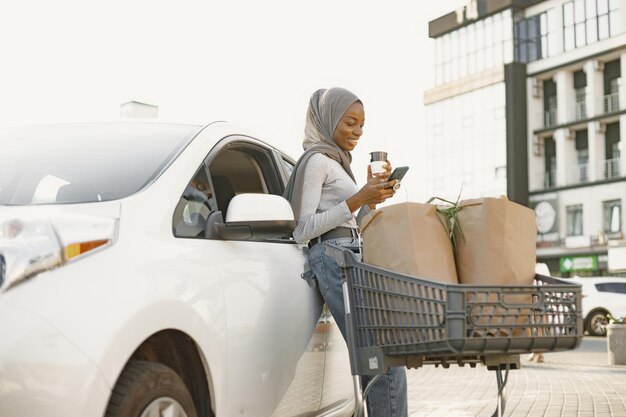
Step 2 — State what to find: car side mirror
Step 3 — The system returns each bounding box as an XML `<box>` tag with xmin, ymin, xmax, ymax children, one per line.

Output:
<box><xmin>212</xmin><ymin>194</ymin><xmax>296</xmax><ymax>240</ymax></box>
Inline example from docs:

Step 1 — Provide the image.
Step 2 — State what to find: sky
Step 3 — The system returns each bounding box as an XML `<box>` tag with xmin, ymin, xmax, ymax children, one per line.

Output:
<box><xmin>0</xmin><ymin>0</ymin><xmax>465</xmax><ymax>203</ymax></box>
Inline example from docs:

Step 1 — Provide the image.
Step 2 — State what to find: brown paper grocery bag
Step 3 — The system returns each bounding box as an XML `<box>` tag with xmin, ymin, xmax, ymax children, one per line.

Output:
<box><xmin>361</xmin><ymin>202</ymin><xmax>458</xmax><ymax>284</ymax></box>
<box><xmin>360</xmin><ymin>202</ymin><xmax>458</xmax><ymax>346</ymax></box>
<box><xmin>454</xmin><ymin>197</ymin><xmax>537</xmax><ymax>336</ymax></box>
<box><xmin>455</xmin><ymin>197</ymin><xmax>536</xmax><ymax>285</ymax></box>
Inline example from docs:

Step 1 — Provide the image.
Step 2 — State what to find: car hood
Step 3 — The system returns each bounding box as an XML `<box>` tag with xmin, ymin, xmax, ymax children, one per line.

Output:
<box><xmin>0</xmin><ymin>201</ymin><xmax>121</xmax><ymax>220</ymax></box>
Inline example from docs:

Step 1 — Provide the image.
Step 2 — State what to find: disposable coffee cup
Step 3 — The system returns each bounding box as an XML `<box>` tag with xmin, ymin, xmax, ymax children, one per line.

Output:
<box><xmin>369</xmin><ymin>151</ymin><xmax>388</xmax><ymax>175</ymax></box>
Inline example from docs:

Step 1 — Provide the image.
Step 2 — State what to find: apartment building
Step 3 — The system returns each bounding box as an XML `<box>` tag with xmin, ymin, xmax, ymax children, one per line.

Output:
<box><xmin>425</xmin><ymin>0</ymin><xmax>626</xmax><ymax>276</ymax></box>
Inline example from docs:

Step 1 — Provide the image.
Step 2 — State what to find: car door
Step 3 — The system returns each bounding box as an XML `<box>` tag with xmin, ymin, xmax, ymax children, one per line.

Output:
<box><xmin>274</xmin><ymin>152</ymin><xmax>354</xmax><ymax>416</ymax></box>
<box><xmin>173</xmin><ymin>136</ymin><xmax>326</xmax><ymax>417</ymax></box>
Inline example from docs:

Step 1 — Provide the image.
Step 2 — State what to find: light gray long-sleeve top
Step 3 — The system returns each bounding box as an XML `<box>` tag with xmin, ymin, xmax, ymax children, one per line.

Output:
<box><xmin>292</xmin><ymin>153</ymin><xmax>370</xmax><ymax>244</ymax></box>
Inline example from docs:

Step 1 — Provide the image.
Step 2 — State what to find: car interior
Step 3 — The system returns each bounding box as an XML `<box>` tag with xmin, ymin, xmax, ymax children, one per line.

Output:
<box><xmin>173</xmin><ymin>141</ymin><xmax>288</xmax><ymax>240</ymax></box>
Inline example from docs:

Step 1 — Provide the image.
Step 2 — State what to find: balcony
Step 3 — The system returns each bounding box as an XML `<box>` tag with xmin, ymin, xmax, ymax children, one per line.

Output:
<box><xmin>567</xmin><ymin>163</ymin><xmax>588</xmax><ymax>185</ymax></box>
<box><xmin>600</xmin><ymin>158</ymin><xmax>622</xmax><ymax>180</ymax></box>
<box><xmin>544</xmin><ymin>168</ymin><xmax>556</xmax><ymax>188</ymax></box>
<box><xmin>603</xmin><ymin>93</ymin><xmax>620</xmax><ymax>114</ymax></box>
<box><xmin>574</xmin><ymin>100</ymin><xmax>587</xmax><ymax>121</ymax></box>
<box><xmin>544</xmin><ymin>108</ymin><xmax>558</xmax><ymax>128</ymax></box>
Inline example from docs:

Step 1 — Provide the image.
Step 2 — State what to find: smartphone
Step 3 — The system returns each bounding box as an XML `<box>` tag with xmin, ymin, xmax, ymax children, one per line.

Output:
<box><xmin>387</xmin><ymin>166</ymin><xmax>409</xmax><ymax>183</ymax></box>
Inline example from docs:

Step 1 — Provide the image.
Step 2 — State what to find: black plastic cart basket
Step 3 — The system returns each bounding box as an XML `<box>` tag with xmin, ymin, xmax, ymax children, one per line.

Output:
<box><xmin>325</xmin><ymin>244</ymin><xmax>583</xmax><ymax>417</ymax></box>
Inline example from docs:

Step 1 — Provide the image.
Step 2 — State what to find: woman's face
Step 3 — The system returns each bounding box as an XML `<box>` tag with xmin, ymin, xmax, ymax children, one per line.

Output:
<box><xmin>333</xmin><ymin>101</ymin><xmax>365</xmax><ymax>152</ymax></box>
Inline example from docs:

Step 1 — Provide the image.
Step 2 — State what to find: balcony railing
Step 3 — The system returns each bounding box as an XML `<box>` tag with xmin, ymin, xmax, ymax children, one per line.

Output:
<box><xmin>603</xmin><ymin>93</ymin><xmax>620</xmax><ymax>114</ymax></box>
<box><xmin>544</xmin><ymin>108</ymin><xmax>558</xmax><ymax>128</ymax></box>
<box><xmin>574</xmin><ymin>100</ymin><xmax>587</xmax><ymax>121</ymax></box>
<box><xmin>601</xmin><ymin>158</ymin><xmax>622</xmax><ymax>179</ymax></box>
<box><xmin>567</xmin><ymin>163</ymin><xmax>588</xmax><ymax>185</ymax></box>
<box><xmin>544</xmin><ymin>168</ymin><xmax>556</xmax><ymax>189</ymax></box>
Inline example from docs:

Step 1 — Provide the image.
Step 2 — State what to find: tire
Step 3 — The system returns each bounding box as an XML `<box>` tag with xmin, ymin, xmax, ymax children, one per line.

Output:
<box><xmin>586</xmin><ymin>310</ymin><xmax>609</xmax><ymax>337</ymax></box>
<box><xmin>105</xmin><ymin>360</ymin><xmax>198</xmax><ymax>417</ymax></box>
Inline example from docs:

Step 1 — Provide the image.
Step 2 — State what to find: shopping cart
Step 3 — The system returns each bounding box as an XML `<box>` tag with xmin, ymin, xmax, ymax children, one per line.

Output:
<box><xmin>325</xmin><ymin>244</ymin><xmax>583</xmax><ymax>417</ymax></box>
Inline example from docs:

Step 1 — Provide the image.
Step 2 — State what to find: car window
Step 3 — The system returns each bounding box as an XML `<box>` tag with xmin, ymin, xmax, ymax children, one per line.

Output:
<box><xmin>281</xmin><ymin>157</ymin><xmax>295</xmax><ymax>179</ymax></box>
<box><xmin>173</xmin><ymin>140</ymin><xmax>286</xmax><ymax>240</ymax></box>
<box><xmin>173</xmin><ymin>162</ymin><xmax>214</xmax><ymax>238</ymax></box>
<box><xmin>595</xmin><ymin>282</ymin><xmax>626</xmax><ymax>294</ymax></box>
<box><xmin>0</xmin><ymin>123</ymin><xmax>202</xmax><ymax>205</ymax></box>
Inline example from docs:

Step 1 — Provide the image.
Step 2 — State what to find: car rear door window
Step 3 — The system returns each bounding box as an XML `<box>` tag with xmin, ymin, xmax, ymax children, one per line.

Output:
<box><xmin>595</xmin><ymin>282</ymin><xmax>626</xmax><ymax>294</ymax></box>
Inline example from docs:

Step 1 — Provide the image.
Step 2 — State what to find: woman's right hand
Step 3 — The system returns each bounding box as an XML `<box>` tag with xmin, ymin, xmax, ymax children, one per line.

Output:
<box><xmin>346</xmin><ymin>176</ymin><xmax>397</xmax><ymax>212</ymax></box>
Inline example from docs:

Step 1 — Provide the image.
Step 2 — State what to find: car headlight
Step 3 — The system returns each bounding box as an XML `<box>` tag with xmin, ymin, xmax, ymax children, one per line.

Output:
<box><xmin>0</xmin><ymin>215</ymin><xmax>117</xmax><ymax>293</ymax></box>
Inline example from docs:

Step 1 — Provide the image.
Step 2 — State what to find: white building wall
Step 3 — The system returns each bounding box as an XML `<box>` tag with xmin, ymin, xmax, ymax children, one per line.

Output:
<box><xmin>558</xmin><ymin>182</ymin><xmax>626</xmax><ymax>240</ymax></box>
<box><xmin>425</xmin><ymin>82</ymin><xmax>507</xmax><ymax>200</ymax></box>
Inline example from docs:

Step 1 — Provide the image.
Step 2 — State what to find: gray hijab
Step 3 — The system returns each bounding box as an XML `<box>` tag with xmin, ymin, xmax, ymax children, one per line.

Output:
<box><xmin>284</xmin><ymin>87</ymin><xmax>361</xmax><ymax>220</ymax></box>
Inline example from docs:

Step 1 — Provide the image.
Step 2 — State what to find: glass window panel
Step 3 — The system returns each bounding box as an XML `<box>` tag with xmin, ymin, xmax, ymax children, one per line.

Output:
<box><xmin>494</xmin><ymin>40</ymin><xmax>503</xmax><ymax>65</ymax></box>
<box><xmin>564</xmin><ymin>26</ymin><xmax>575</xmax><ymax>50</ymax></box>
<box><xmin>598</xmin><ymin>14</ymin><xmax>609</xmax><ymax>38</ymax></box>
<box><xmin>586</xmin><ymin>0</ymin><xmax>597</xmax><ymax>17</ymax></box>
<box><xmin>459</xmin><ymin>48</ymin><xmax>468</xmax><ymax>78</ymax></box>
<box><xmin>451</xmin><ymin>57</ymin><xmax>459</xmax><ymax>81</ymax></box>
<box><xmin>485</xmin><ymin>43</ymin><xmax>494</xmax><ymax>68</ymax></box>
<box><xmin>610</xmin><ymin>205</ymin><xmax>621</xmax><ymax>232</ymax></box>
<box><xmin>476</xmin><ymin>45</ymin><xmax>485</xmax><ymax>71</ymax></box>
<box><xmin>575</xmin><ymin>22</ymin><xmax>587</xmax><ymax>46</ymax></box>
<box><xmin>476</xmin><ymin>21</ymin><xmax>484</xmax><ymax>48</ymax></box>
<box><xmin>564</xmin><ymin>2</ymin><xmax>575</xmax><ymax>26</ymax></box>
<box><xmin>539</xmin><ymin>36</ymin><xmax>549</xmax><ymax>58</ymax></box>
<box><xmin>503</xmin><ymin>39</ymin><xmax>513</xmax><ymax>64</ymax></box>
<box><xmin>587</xmin><ymin>17</ymin><xmax>598</xmax><ymax>42</ymax></box>
<box><xmin>574</xmin><ymin>0</ymin><xmax>586</xmax><ymax>23</ymax></box>
<box><xmin>567</xmin><ymin>205</ymin><xmax>584</xmax><ymax>236</ymax></box>
<box><xmin>467</xmin><ymin>24</ymin><xmax>476</xmax><ymax>53</ymax></box>
<box><xmin>609</xmin><ymin>12</ymin><xmax>618</xmax><ymax>36</ymax></box>
<box><xmin>503</xmin><ymin>12</ymin><xmax>513</xmax><ymax>41</ymax></box>
<box><xmin>609</xmin><ymin>0</ymin><xmax>619</xmax><ymax>10</ymax></box>
<box><xmin>451</xmin><ymin>31</ymin><xmax>458</xmax><ymax>61</ymax></box>
<box><xmin>540</xmin><ymin>13</ymin><xmax>548</xmax><ymax>35</ymax></box>
<box><xmin>493</xmin><ymin>13</ymin><xmax>503</xmax><ymax>47</ymax></box>
<box><xmin>468</xmin><ymin>51</ymin><xmax>476</xmax><ymax>73</ymax></box>
<box><xmin>598</xmin><ymin>0</ymin><xmax>609</xmax><ymax>14</ymax></box>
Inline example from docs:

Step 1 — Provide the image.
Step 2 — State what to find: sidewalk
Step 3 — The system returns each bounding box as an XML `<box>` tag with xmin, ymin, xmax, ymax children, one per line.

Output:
<box><xmin>406</xmin><ymin>337</ymin><xmax>626</xmax><ymax>417</ymax></box>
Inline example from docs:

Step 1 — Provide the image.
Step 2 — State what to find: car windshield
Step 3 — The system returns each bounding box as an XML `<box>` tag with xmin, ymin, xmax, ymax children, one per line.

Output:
<box><xmin>0</xmin><ymin>123</ymin><xmax>202</xmax><ymax>205</ymax></box>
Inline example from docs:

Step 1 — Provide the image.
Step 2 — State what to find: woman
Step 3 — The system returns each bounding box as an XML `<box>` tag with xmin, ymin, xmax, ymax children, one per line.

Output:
<box><xmin>284</xmin><ymin>87</ymin><xmax>407</xmax><ymax>417</ymax></box>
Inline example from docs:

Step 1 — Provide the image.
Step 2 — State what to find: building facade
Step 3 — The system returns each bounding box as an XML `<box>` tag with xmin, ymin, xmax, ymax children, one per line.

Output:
<box><xmin>425</xmin><ymin>0</ymin><xmax>626</xmax><ymax>276</ymax></box>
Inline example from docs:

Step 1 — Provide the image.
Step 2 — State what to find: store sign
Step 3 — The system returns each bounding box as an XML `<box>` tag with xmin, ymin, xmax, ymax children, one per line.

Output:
<box><xmin>529</xmin><ymin>193</ymin><xmax>559</xmax><ymax>246</ymax></box>
<box><xmin>560</xmin><ymin>255</ymin><xmax>598</xmax><ymax>273</ymax></box>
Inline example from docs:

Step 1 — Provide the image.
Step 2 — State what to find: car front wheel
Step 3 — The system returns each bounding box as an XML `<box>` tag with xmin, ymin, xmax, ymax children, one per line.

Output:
<box><xmin>105</xmin><ymin>360</ymin><xmax>198</xmax><ymax>417</ymax></box>
<box><xmin>586</xmin><ymin>310</ymin><xmax>609</xmax><ymax>337</ymax></box>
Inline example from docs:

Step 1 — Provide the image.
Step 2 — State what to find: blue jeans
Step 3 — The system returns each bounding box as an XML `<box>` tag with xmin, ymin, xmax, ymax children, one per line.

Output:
<box><xmin>307</xmin><ymin>238</ymin><xmax>408</xmax><ymax>417</ymax></box>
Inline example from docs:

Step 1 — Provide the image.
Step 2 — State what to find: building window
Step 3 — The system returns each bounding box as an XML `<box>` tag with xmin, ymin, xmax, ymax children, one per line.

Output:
<box><xmin>514</xmin><ymin>12</ymin><xmax>551</xmax><ymax>63</ymax></box>
<box><xmin>544</xmin><ymin>136</ymin><xmax>557</xmax><ymax>188</ymax></box>
<box><xmin>563</xmin><ymin>0</ymin><xmax>617</xmax><ymax>51</ymax></box>
<box><xmin>544</xmin><ymin>79</ymin><xmax>558</xmax><ymax>127</ymax></box>
<box><xmin>574</xmin><ymin>70</ymin><xmax>587</xmax><ymax>120</ymax></box>
<box><xmin>604</xmin><ymin>122</ymin><xmax>621</xmax><ymax>178</ymax></box>
<box><xmin>604</xmin><ymin>200</ymin><xmax>621</xmax><ymax>233</ymax></box>
<box><xmin>433</xmin><ymin>10</ymin><xmax>513</xmax><ymax>86</ymax></box>
<box><xmin>575</xmin><ymin>129</ymin><xmax>589</xmax><ymax>183</ymax></box>
<box><xmin>603</xmin><ymin>59</ymin><xmax>621</xmax><ymax>113</ymax></box>
<box><xmin>567</xmin><ymin>204</ymin><xmax>584</xmax><ymax>236</ymax></box>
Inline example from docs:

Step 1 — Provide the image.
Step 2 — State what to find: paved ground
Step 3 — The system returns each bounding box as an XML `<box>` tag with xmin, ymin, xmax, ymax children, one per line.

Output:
<box><xmin>406</xmin><ymin>337</ymin><xmax>626</xmax><ymax>417</ymax></box>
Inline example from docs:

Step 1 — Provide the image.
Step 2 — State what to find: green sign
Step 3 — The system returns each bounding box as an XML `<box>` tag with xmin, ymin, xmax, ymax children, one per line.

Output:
<box><xmin>560</xmin><ymin>255</ymin><xmax>598</xmax><ymax>272</ymax></box>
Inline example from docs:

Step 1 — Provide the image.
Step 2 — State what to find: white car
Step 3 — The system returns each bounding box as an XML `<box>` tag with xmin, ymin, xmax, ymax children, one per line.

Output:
<box><xmin>569</xmin><ymin>276</ymin><xmax>626</xmax><ymax>336</ymax></box>
<box><xmin>0</xmin><ymin>122</ymin><xmax>354</xmax><ymax>417</ymax></box>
